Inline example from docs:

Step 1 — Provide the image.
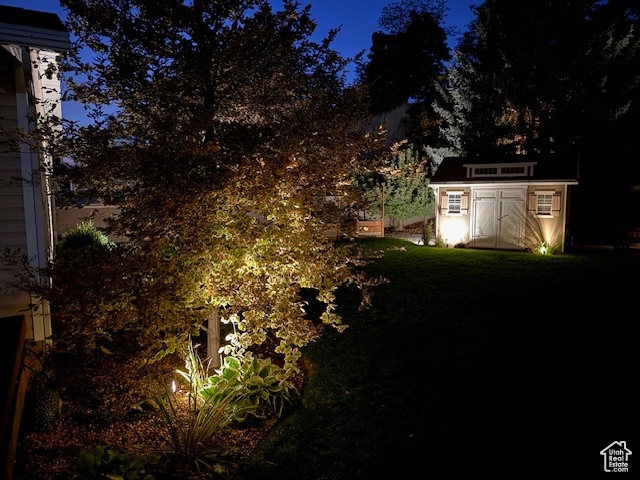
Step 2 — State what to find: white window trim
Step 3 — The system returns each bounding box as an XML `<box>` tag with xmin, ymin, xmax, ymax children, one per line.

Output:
<box><xmin>447</xmin><ymin>192</ymin><xmax>463</xmax><ymax>215</ymax></box>
<box><xmin>534</xmin><ymin>191</ymin><xmax>554</xmax><ymax>217</ymax></box>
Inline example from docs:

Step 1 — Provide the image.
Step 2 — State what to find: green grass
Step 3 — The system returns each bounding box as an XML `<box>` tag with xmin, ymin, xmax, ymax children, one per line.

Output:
<box><xmin>238</xmin><ymin>239</ymin><xmax>638</xmax><ymax>478</ymax></box>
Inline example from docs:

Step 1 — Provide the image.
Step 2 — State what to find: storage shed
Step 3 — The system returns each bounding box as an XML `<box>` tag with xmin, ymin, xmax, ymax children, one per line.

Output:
<box><xmin>430</xmin><ymin>155</ymin><xmax>579</xmax><ymax>252</ymax></box>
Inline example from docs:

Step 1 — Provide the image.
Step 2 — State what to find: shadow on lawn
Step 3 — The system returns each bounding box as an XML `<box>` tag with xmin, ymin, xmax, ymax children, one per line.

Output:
<box><xmin>238</xmin><ymin>239</ymin><xmax>638</xmax><ymax>478</ymax></box>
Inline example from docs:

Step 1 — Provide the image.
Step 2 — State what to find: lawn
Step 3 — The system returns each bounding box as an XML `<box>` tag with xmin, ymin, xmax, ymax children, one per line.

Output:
<box><xmin>238</xmin><ymin>238</ymin><xmax>638</xmax><ymax>478</ymax></box>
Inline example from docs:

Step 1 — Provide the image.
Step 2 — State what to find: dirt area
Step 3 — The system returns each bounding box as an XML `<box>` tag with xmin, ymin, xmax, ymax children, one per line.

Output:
<box><xmin>384</xmin><ymin>220</ymin><xmax>430</xmax><ymax>244</ymax></box>
<box><xmin>13</xmin><ymin>334</ymin><xmax>289</xmax><ymax>480</ymax></box>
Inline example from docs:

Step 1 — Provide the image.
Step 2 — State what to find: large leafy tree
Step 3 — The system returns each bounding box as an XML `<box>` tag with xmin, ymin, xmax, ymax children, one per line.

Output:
<box><xmin>36</xmin><ymin>0</ymin><xmax>382</xmax><ymax>374</ymax></box>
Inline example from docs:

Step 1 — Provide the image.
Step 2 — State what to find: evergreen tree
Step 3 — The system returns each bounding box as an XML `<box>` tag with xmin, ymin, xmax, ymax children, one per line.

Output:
<box><xmin>358</xmin><ymin>0</ymin><xmax>451</xmax><ymax>160</ymax></box>
<box><xmin>354</xmin><ymin>143</ymin><xmax>434</xmax><ymax>229</ymax></box>
<box><xmin>435</xmin><ymin>0</ymin><xmax>640</xmax><ymax>158</ymax></box>
<box><xmin>430</xmin><ymin>0</ymin><xmax>640</xmax><ymax>240</ymax></box>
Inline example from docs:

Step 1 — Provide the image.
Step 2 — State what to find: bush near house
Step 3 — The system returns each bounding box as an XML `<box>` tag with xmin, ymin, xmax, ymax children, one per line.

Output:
<box><xmin>58</xmin><ymin>220</ymin><xmax>115</xmax><ymax>252</ymax></box>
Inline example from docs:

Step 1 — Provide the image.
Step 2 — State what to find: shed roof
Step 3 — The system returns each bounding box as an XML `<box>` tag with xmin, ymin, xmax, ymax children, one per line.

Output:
<box><xmin>431</xmin><ymin>154</ymin><xmax>579</xmax><ymax>185</ymax></box>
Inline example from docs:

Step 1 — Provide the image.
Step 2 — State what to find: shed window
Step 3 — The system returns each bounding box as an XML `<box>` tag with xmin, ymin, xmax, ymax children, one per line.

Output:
<box><xmin>536</xmin><ymin>194</ymin><xmax>553</xmax><ymax>216</ymax></box>
<box><xmin>501</xmin><ymin>166</ymin><xmax>525</xmax><ymax>175</ymax></box>
<box><xmin>473</xmin><ymin>167</ymin><xmax>498</xmax><ymax>175</ymax></box>
<box><xmin>448</xmin><ymin>194</ymin><xmax>462</xmax><ymax>214</ymax></box>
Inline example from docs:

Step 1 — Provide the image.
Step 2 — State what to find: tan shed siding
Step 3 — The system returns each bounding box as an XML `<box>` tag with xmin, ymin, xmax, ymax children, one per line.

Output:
<box><xmin>436</xmin><ymin>187</ymin><xmax>472</xmax><ymax>246</ymax></box>
<box><xmin>525</xmin><ymin>185</ymin><xmax>566</xmax><ymax>251</ymax></box>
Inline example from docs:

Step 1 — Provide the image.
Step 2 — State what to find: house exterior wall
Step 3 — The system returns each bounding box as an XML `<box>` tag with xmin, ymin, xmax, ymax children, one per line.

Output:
<box><xmin>0</xmin><ymin>45</ymin><xmax>62</xmax><ymax>341</ymax></box>
<box><xmin>0</xmin><ymin>57</ymin><xmax>27</xmax><ymax>251</ymax></box>
<box><xmin>1</xmin><ymin>50</ymin><xmax>30</xmax><ymax>323</ymax></box>
<box><xmin>434</xmin><ymin>183</ymin><xmax>570</xmax><ymax>252</ymax></box>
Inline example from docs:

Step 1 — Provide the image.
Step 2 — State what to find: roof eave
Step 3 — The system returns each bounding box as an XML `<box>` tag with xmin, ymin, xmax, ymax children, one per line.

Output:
<box><xmin>0</xmin><ymin>22</ymin><xmax>71</xmax><ymax>52</ymax></box>
<box><xmin>430</xmin><ymin>179</ymin><xmax>579</xmax><ymax>187</ymax></box>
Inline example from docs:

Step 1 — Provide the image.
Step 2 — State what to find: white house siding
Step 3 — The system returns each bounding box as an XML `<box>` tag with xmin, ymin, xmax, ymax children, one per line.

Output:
<box><xmin>0</xmin><ymin>45</ymin><xmax>62</xmax><ymax>341</ymax></box>
<box><xmin>0</xmin><ymin>52</ymin><xmax>29</xmax><ymax>319</ymax></box>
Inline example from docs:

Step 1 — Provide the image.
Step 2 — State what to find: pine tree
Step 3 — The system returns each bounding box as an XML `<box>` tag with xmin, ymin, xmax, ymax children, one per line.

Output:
<box><xmin>358</xmin><ymin>0</ymin><xmax>451</xmax><ymax>165</ymax></box>
<box><xmin>434</xmin><ymin>0</ymin><xmax>640</xmax><ymax>158</ymax></box>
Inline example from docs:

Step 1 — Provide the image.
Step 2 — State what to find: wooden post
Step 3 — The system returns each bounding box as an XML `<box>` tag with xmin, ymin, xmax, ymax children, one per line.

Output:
<box><xmin>205</xmin><ymin>308</ymin><xmax>221</xmax><ymax>368</ymax></box>
<box><xmin>381</xmin><ymin>183</ymin><xmax>385</xmax><ymax>238</ymax></box>
<box><xmin>1</xmin><ymin>316</ymin><xmax>27</xmax><ymax>480</ymax></box>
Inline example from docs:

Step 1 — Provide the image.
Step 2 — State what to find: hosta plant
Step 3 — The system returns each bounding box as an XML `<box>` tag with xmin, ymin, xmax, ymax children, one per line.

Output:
<box><xmin>176</xmin><ymin>342</ymin><xmax>298</xmax><ymax>422</ymax></box>
<box><xmin>72</xmin><ymin>444</ymin><xmax>159</xmax><ymax>480</ymax></box>
<box><xmin>201</xmin><ymin>354</ymin><xmax>298</xmax><ymax>420</ymax></box>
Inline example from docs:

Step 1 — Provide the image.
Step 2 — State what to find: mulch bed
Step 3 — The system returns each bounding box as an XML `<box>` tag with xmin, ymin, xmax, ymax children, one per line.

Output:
<box><xmin>13</xmin><ymin>336</ymin><xmax>291</xmax><ymax>480</ymax></box>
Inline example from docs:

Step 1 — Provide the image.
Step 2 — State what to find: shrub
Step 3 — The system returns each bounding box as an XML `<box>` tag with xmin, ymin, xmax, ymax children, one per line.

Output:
<box><xmin>151</xmin><ymin>387</ymin><xmax>238</xmax><ymax>476</ymax></box>
<box><xmin>176</xmin><ymin>342</ymin><xmax>298</xmax><ymax>422</ymax></box>
<box><xmin>434</xmin><ymin>235</ymin><xmax>447</xmax><ymax>248</ymax></box>
<box><xmin>59</xmin><ymin>220</ymin><xmax>115</xmax><ymax>252</ymax></box>
<box><xmin>73</xmin><ymin>444</ymin><xmax>160</xmax><ymax>480</ymax></box>
<box><xmin>200</xmin><ymin>354</ymin><xmax>298</xmax><ymax>420</ymax></box>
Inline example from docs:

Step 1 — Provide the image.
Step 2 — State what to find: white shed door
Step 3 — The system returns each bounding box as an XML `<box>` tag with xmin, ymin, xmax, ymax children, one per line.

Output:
<box><xmin>472</xmin><ymin>188</ymin><xmax>525</xmax><ymax>249</ymax></box>
<box><xmin>472</xmin><ymin>189</ymin><xmax>498</xmax><ymax>248</ymax></box>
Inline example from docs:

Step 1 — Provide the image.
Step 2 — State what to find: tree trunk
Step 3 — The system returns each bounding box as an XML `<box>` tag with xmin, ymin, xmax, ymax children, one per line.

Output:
<box><xmin>381</xmin><ymin>183</ymin><xmax>385</xmax><ymax>238</ymax></box>
<box><xmin>205</xmin><ymin>308</ymin><xmax>221</xmax><ymax>368</ymax></box>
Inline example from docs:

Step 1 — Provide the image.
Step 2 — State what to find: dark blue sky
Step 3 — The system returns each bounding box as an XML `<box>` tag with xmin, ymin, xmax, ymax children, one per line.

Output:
<box><xmin>3</xmin><ymin>0</ymin><xmax>476</xmax><ymax>121</ymax></box>
<box><xmin>4</xmin><ymin>1</ymin><xmax>476</xmax><ymax>54</ymax></box>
